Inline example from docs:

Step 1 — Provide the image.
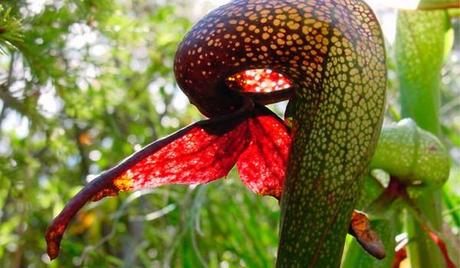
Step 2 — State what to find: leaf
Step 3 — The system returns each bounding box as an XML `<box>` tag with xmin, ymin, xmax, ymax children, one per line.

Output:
<box><xmin>343</xmin><ymin>219</ymin><xmax>396</xmax><ymax>268</ymax></box>
<box><xmin>46</xmin><ymin>113</ymin><xmax>250</xmax><ymax>259</ymax></box>
<box><xmin>395</xmin><ymin>8</ymin><xmax>455</xmax><ymax>268</ymax></box>
<box><xmin>396</xmin><ymin>9</ymin><xmax>452</xmax><ymax>133</ymax></box>
<box><xmin>237</xmin><ymin>107</ymin><xmax>291</xmax><ymax>198</ymax></box>
<box><xmin>46</xmin><ymin>106</ymin><xmax>292</xmax><ymax>260</ymax></box>
<box><xmin>0</xmin><ymin>6</ymin><xmax>23</xmax><ymax>53</ymax></box>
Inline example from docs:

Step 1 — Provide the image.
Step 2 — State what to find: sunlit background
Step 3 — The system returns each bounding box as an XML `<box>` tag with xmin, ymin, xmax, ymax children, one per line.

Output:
<box><xmin>2</xmin><ymin>0</ymin><xmax>458</xmax><ymax>146</ymax></box>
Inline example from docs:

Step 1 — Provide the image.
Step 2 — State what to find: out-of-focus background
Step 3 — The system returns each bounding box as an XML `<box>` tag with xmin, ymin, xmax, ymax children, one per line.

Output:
<box><xmin>0</xmin><ymin>0</ymin><xmax>458</xmax><ymax>267</ymax></box>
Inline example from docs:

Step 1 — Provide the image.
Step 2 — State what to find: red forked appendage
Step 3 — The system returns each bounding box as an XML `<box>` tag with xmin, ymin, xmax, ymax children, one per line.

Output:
<box><xmin>46</xmin><ymin>104</ymin><xmax>291</xmax><ymax>259</ymax></box>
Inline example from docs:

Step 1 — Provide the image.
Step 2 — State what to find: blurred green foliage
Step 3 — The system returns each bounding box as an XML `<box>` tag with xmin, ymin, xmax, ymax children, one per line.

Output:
<box><xmin>0</xmin><ymin>1</ymin><xmax>458</xmax><ymax>267</ymax></box>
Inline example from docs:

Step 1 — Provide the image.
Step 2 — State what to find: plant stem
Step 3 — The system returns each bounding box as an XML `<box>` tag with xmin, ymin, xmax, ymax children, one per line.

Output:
<box><xmin>275</xmin><ymin>1</ymin><xmax>386</xmax><ymax>264</ymax></box>
<box><xmin>405</xmin><ymin>191</ymin><xmax>444</xmax><ymax>268</ymax></box>
<box><xmin>396</xmin><ymin>9</ymin><xmax>449</xmax><ymax>268</ymax></box>
<box><xmin>276</xmin><ymin>79</ymin><xmax>385</xmax><ymax>267</ymax></box>
<box><xmin>277</xmin><ymin>95</ymin><xmax>364</xmax><ymax>268</ymax></box>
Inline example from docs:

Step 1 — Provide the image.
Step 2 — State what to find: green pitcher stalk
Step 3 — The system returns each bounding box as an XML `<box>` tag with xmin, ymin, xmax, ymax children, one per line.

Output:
<box><xmin>396</xmin><ymin>8</ymin><xmax>454</xmax><ymax>268</ymax></box>
<box><xmin>276</xmin><ymin>0</ymin><xmax>386</xmax><ymax>266</ymax></box>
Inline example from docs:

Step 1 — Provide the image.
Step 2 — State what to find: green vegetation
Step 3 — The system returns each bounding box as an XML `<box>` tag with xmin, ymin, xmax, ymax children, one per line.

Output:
<box><xmin>0</xmin><ymin>1</ymin><xmax>458</xmax><ymax>267</ymax></box>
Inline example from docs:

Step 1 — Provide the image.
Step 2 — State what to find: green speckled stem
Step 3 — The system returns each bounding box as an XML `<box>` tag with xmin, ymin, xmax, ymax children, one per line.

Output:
<box><xmin>276</xmin><ymin>1</ymin><xmax>386</xmax><ymax>262</ymax></box>
<box><xmin>278</xmin><ymin>94</ymin><xmax>384</xmax><ymax>267</ymax></box>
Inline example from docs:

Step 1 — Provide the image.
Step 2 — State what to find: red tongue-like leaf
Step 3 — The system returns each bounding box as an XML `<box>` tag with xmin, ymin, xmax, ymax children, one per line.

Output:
<box><xmin>237</xmin><ymin>107</ymin><xmax>291</xmax><ymax>199</ymax></box>
<box><xmin>46</xmin><ymin>113</ymin><xmax>251</xmax><ymax>259</ymax></box>
<box><xmin>119</xmin><ymin>119</ymin><xmax>249</xmax><ymax>192</ymax></box>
